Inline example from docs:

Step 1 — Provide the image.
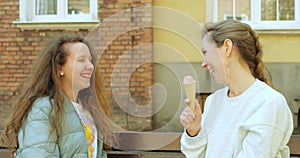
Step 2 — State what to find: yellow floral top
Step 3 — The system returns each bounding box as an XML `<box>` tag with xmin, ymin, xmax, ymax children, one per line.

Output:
<box><xmin>72</xmin><ymin>102</ymin><xmax>98</xmax><ymax>158</ymax></box>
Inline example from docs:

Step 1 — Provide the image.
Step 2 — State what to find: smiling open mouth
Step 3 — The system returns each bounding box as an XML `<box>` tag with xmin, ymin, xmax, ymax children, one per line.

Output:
<box><xmin>81</xmin><ymin>73</ymin><xmax>91</xmax><ymax>79</ymax></box>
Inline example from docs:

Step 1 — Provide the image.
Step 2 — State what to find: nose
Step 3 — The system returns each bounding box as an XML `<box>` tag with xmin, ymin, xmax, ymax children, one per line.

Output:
<box><xmin>86</xmin><ymin>61</ymin><xmax>94</xmax><ymax>70</ymax></box>
<box><xmin>201</xmin><ymin>60</ymin><xmax>207</xmax><ymax>69</ymax></box>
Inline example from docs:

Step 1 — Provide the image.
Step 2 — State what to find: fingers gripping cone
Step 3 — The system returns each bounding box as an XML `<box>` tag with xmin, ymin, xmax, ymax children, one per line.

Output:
<box><xmin>183</xmin><ymin>76</ymin><xmax>196</xmax><ymax>112</ymax></box>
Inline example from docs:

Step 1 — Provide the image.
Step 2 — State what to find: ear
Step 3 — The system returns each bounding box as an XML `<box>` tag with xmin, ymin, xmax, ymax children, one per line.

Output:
<box><xmin>223</xmin><ymin>39</ymin><xmax>233</xmax><ymax>57</ymax></box>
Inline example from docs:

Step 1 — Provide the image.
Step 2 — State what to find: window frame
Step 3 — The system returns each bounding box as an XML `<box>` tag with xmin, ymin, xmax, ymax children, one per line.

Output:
<box><xmin>18</xmin><ymin>0</ymin><xmax>99</xmax><ymax>23</ymax></box>
<box><xmin>206</xmin><ymin>0</ymin><xmax>300</xmax><ymax>30</ymax></box>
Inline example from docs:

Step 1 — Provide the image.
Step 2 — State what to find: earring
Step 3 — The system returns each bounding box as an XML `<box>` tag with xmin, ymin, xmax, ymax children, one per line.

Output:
<box><xmin>60</xmin><ymin>72</ymin><xmax>64</xmax><ymax>76</ymax></box>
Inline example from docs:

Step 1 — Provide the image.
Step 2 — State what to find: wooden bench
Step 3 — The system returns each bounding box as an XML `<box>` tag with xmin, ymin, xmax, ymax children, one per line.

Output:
<box><xmin>1</xmin><ymin>131</ymin><xmax>300</xmax><ymax>157</ymax></box>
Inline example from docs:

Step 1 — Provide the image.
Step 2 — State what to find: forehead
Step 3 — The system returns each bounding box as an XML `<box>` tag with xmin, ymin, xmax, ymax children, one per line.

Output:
<box><xmin>202</xmin><ymin>34</ymin><xmax>215</xmax><ymax>49</ymax></box>
<box><xmin>63</xmin><ymin>42</ymin><xmax>91</xmax><ymax>56</ymax></box>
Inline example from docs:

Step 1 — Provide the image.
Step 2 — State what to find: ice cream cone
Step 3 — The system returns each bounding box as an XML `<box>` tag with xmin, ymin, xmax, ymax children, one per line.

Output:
<box><xmin>183</xmin><ymin>76</ymin><xmax>196</xmax><ymax>112</ymax></box>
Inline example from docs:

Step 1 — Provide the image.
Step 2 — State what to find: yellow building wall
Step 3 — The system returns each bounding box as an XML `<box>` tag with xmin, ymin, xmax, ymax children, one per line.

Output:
<box><xmin>153</xmin><ymin>0</ymin><xmax>206</xmax><ymax>62</ymax></box>
<box><xmin>259</xmin><ymin>34</ymin><xmax>300</xmax><ymax>62</ymax></box>
<box><xmin>154</xmin><ymin>0</ymin><xmax>300</xmax><ymax>63</ymax></box>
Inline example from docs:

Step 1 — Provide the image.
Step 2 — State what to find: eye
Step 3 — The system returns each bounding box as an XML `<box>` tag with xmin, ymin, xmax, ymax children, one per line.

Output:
<box><xmin>78</xmin><ymin>58</ymin><xmax>85</xmax><ymax>62</ymax></box>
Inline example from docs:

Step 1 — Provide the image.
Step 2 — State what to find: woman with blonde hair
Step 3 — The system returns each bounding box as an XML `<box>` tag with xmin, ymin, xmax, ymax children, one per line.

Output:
<box><xmin>1</xmin><ymin>33</ymin><xmax>115</xmax><ymax>157</ymax></box>
<box><xmin>180</xmin><ymin>20</ymin><xmax>293</xmax><ymax>158</ymax></box>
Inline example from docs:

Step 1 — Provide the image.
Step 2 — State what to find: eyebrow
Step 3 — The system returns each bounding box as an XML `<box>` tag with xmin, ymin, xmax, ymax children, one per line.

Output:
<box><xmin>76</xmin><ymin>54</ymin><xmax>92</xmax><ymax>58</ymax></box>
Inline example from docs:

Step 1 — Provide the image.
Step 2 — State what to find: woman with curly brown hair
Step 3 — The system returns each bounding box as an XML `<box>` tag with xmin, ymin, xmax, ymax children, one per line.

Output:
<box><xmin>0</xmin><ymin>33</ymin><xmax>115</xmax><ymax>158</ymax></box>
<box><xmin>180</xmin><ymin>20</ymin><xmax>293</xmax><ymax>158</ymax></box>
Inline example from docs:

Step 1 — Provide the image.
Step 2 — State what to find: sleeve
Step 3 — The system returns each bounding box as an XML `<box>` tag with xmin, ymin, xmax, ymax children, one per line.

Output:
<box><xmin>236</xmin><ymin>94</ymin><xmax>293</xmax><ymax>158</ymax></box>
<box><xmin>180</xmin><ymin>130</ymin><xmax>207</xmax><ymax>158</ymax></box>
<box><xmin>98</xmin><ymin>152</ymin><xmax>108</xmax><ymax>158</ymax></box>
<box><xmin>97</xmin><ymin>139</ymin><xmax>108</xmax><ymax>158</ymax></box>
<box><xmin>16</xmin><ymin>99</ymin><xmax>60</xmax><ymax>158</ymax></box>
<box><xmin>180</xmin><ymin>95</ymin><xmax>214</xmax><ymax>158</ymax></box>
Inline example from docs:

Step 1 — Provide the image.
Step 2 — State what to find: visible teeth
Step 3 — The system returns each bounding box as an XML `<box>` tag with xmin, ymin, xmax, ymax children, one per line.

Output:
<box><xmin>81</xmin><ymin>74</ymin><xmax>90</xmax><ymax>78</ymax></box>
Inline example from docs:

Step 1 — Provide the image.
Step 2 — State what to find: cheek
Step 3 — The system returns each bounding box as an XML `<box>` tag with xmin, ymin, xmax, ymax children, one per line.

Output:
<box><xmin>72</xmin><ymin>63</ymin><xmax>84</xmax><ymax>73</ymax></box>
<box><xmin>206</xmin><ymin>53</ymin><xmax>220</xmax><ymax>65</ymax></box>
<box><xmin>64</xmin><ymin>65</ymin><xmax>80</xmax><ymax>83</ymax></box>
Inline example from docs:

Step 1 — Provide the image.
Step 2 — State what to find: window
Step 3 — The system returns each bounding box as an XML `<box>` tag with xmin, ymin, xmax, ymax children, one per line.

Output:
<box><xmin>206</xmin><ymin>0</ymin><xmax>300</xmax><ymax>30</ymax></box>
<box><xmin>18</xmin><ymin>0</ymin><xmax>98</xmax><ymax>23</ymax></box>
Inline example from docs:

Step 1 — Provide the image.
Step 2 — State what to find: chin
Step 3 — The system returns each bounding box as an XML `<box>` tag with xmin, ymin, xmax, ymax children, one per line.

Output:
<box><xmin>78</xmin><ymin>84</ymin><xmax>91</xmax><ymax>92</ymax></box>
<box><xmin>82</xmin><ymin>85</ymin><xmax>91</xmax><ymax>89</ymax></box>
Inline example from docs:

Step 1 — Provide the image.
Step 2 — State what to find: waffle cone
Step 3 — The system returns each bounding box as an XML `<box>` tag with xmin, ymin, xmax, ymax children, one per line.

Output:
<box><xmin>184</xmin><ymin>83</ymin><xmax>196</xmax><ymax>112</ymax></box>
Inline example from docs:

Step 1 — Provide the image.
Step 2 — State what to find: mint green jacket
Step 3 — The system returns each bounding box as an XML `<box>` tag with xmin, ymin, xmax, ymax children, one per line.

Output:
<box><xmin>15</xmin><ymin>97</ymin><xmax>107</xmax><ymax>158</ymax></box>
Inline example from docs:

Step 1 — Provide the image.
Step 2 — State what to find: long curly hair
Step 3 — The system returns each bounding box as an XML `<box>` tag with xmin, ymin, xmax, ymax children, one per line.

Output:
<box><xmin>0</xmin><ymin>33</ymin><xmax>116</xmax><ymax>152</ymax></box>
